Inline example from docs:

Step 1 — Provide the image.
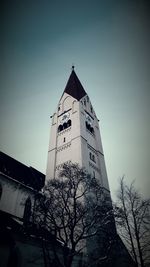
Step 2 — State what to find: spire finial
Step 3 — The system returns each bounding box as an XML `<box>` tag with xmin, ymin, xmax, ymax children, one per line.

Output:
<box><xmin>72</xmin><ymin>65</ymin><xmax>75</xmax><ymax>71</ymax></box>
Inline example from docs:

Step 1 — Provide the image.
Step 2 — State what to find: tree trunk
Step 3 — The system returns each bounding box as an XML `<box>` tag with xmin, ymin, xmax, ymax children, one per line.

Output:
<box><xmin>132</xmin><ymin>212</ymin><xmax>144</xmax><ymax>267</ymax></box>
<box><xmin>120</xmin><ymin>181</ymin><xmax>138</xmax><ymax>266</ymax></box>
<box><xmin>63</xmin><ymin>248</ymin><xmax>74</xmax><ymax>267</ymax></box>
<box><xmin>42</xmin><ymin>239</ymin><xmax>48</xmax><ymax>267</ymax></box>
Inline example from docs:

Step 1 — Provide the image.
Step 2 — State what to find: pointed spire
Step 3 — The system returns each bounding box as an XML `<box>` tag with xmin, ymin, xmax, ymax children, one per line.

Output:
<box><xmin>64</xmin><ymin>68</ymin><xmax>86</xmax><ymax>101</ymax></box>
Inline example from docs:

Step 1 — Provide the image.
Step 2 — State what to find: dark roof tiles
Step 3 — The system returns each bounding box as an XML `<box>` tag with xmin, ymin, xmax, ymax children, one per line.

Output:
<box><xmin>0</xmin><ymin>151</ymin><xmax>45</xmax><ymax>190</ymax></box>
<box><xmin>64</xmin><ymin>70</ymin><xmax>87</xmax><ymax>101</ymax></box>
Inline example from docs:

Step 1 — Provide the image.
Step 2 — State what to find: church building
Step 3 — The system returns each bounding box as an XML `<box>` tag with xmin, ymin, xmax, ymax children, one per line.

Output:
<box><xmin>45</xmin><ymin>67</ymin><xmax>135</xmax><ymax>266</ymax></box>
<box><xmin>0</xmin><ymin>68</ymin><xmax>135</xmax><ymax>267</ymax></box>
<box><xmin>46</xmin><ymin>67</ymin><xmax>112</xmax><ymax>261</ymax></box>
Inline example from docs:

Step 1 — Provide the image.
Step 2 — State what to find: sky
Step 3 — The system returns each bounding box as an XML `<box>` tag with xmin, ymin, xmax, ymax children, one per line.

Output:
<box><xmin>0</xmin><ymin>0</ymin><xmax>150</xmax><ymax>199</ymax></box>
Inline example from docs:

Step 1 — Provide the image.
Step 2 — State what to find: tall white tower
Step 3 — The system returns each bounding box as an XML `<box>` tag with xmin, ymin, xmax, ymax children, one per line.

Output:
<box><xmin>45</xmin><ymin>68</ymin><xmax>135</xmax><ymax>266</ymax></box>
<box><xmin>46</xmin><ymin>67</ymin><xmax>110</xmax><ymax>195</ymax></box>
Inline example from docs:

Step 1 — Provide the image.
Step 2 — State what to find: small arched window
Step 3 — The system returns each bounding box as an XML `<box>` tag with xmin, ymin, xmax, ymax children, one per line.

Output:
<box><xmin>89</xmin><ymin>152</ymin><xmax>92</xmax><ymax>159</ymax></box>
<box><xmin>85</xmin><ymin>121</ymin><xmax>90</xmax><ymax>131</ymax></box>
<box><xmin>84</xmin><ymin>99</ymin><xmax>86</xmax><ymax>106</ymax></box>
<box><xmin>23</xmin><ymin>197</ymin><xmax>31</xmax><ymax>225</ymax></box>
<box><xmin>90</xmin><ymin>127</ymin><xmax>94</xmax><ymax>134</ymax></box>
<box><xmin>63</xmin><ymin>122</ymin><xmax>67</xmax><ymax>130</ymax></box>
<box><xmin>85</xmin><ymin>121</ymin><xmax>94</xmax><ymax>135</ymax></box>
<box><xmin>58</xmin><ymin>120</ymin><xmax>72</xmax><ymax>133</ymax></box>
<box><xmin>67</xmin><ymin>120</ymin><xmax>71</xmax><ymax>127</ymax></box>
<box><xmin>89</xmin><ymin>125</ymin><xmax>92</xmax><ymax>132</ymax></box>
<box><xmin>58</xmin><ymin>125</ymin><xmax>63</xmax><ymax>133</ymax></box>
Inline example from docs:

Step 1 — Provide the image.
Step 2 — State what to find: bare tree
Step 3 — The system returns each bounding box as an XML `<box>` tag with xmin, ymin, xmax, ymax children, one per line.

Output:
<box><xmin>33</xmin><ymin>163</ymin><xmax>115</xmax><ymax>267</ymax></box>
<box><xmin>115</xmin><ymin>177</ymin><xmax>150</xmax><ymax>267</ymax></box>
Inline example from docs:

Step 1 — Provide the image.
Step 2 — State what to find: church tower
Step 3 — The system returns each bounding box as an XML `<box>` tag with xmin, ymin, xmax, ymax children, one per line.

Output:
<box><xmin>46</xmin><ymin>67</ymin><xmax>110</xmax><ymax>195</ymax></box>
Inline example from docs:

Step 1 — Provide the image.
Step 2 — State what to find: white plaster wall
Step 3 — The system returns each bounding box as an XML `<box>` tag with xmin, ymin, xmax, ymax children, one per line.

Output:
<box><xmin>99</xmin><ymin>154</ymin><xmax>110</xmax><ymax>190</ymax></box>
<box><xmin>46</xmin><ymin>91</ymin><xmax>110</xmax><ymax>193</ymax></box>
<box><xmin>72</xmin><ymin>100</ymin><xmax>78</xmax><ymax>113</ymax></box>
<box><xmin>56</xmin><ymin>146</ymin><xmax>71</xmax><ymax>165</ymax></box>
<box><xmin>63</xmin><ymin>95</ymin><xmax>72</xmax><ymax>111</ymax></box>
<box><xmin>48</xmin><ymin>119</ymin><xmax>57</xmax><ymax>151</ymax></box>
<box><xmin>80</xmin><ymin>137</ymin><xmax>88</xmax><ymax>170</ymax></box>
<box><xmin>46</xmin><ymin>150</ymin><xmax>56</xmax><ymax>179</ymax></box>
<box><xmin>57</xmin><ymin>128</ymin><xmax>72</xmax><ymax>148</ymax></box>
<box><xmin>45</xmin><ymin>89</ymin><xmax>112</xmax><ymax>260</ymax></box>
<box><xmin>46</xmin><ymin>93</ymin><xmax>81</xmax><ymax>181</ymax></box>
<box><xmin>71</xmin><ymin>138</ymin><xmax>82</xmax><ymax>165</ymax></box>
<box><xmin>46</xmin><ymin>111</ymin><xmax>58</xmax><ymax>180</ymax></box>
<box><xmin>95</xmin><ymin>124</ymin><xmax>104</xmax><ymax>154</ymax></box>
<box><xmin>78</xmin><ymin>96</ymin><xmax>110</xmax><ymax>191</ymax></box>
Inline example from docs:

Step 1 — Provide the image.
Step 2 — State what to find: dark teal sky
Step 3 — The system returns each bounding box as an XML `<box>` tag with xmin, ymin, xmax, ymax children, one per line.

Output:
<box><xmin>0</xmin><ymin>0</ymin><xmax>149</xmax><ymax>198</ymax></box>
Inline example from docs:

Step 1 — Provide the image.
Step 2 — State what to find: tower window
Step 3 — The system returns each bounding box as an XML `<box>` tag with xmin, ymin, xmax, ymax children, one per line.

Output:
<box><xmin>85</xmin><ymin>121</ymin><xmax>94</xmax><ymax>135</ymax></box>
<box><xmin>91</xmin><ymin>105</ymin><xmax>93</xmax><ymax>113</ymax></box>
<box><xmin>58</xmin><ymin>125</ymin><xmax>63</xmax><ymax>132</ymax></box>
<box><xmin>91</xmin><ymin>127</ymin><xmax>94</xmax><ymax>134</ymax></box>
<box><xmin>89</xmin><ymin>152</ymin><xmax>96</xmax><ymax>163</ymax></box>
<box><xmin>87</xmin><ymin>96</ymin><xmax>89</xmax><ymax>102</ymax></box>
<box><xmin>67</xmin><ymin>120</ymin><xmax>71</xmax><ymax>127</ymax></box>
<box><xmin>92</xmin><ymin>154</ymin><xmax>95</xmax><ymax>162</ymax></box>
<box><xmin>58</xmin><ymin>120</ymin><xmax>72</xmax><ymax>133</ymax></box>
<box><xmin>64</xmin><ymin>137</ymin><xmax>66</xmax><ymax>142</ymax></box>
<box><xmin>63</xmin><ymin>122</ymin><xmax>67</xmax><ymax>130</ymax></box>
<box><xmin>84</xmin><ymin>99</ymin><xmax>86</xmax><ymax>106</ymax></box>
<box><xmin>23</xmin><ymin>197</ymin><xmax>31</xmax><ymax>226</ymax></box>
<box><xmin>58</xmin><ymin>106</ymin><xmax>60</xmax><ymax>111</ymax></box>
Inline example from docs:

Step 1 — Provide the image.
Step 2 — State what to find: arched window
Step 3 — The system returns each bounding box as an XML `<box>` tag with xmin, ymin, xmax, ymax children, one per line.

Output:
<box><xmin>63</xmin><ymin>122</ymin><xmax>67</xmax><ymax>130</ymax></box>
<box><xmin>92</xmin><ymin>154</ymin><xmax>95</xmax><ymax>162</ymax></box>
<box><xmin>67</xmin><ymin>120</ymin><xmax>71</xmax><ymax>127</ymax></box>
<box><xmin>86</xmin><ymin>121</ymin><xmax>94</xmax><ymax>135</ymax></box>
<box><xmin>58</xmin><ymin>120</ymin><xmax>72</xmax><ymax>133</ymax></box>
<box><xmin>23</xmin><ymin>197</ymin><xmax>31</xmax><ymax>225</ymax></box>
<box><xmin>89</xmin><ymin>152</ymin><xmax>92</xmax><ymax>159</ymax></box>
<box><xmin>89</xmin><ymin>125</ymin><xmax>92</xmax><ymax>132</ymax></box>
<box><xmin>89</xmin><ymin>125</ymin><xmax>93</xmax><ymax>133</ymax></box>
<box><xmin>58</xmin><ymin>125</ymin><xmax>63</xmax><ymax>133</ymax></box>
<box><xmin>84</xmin><ymin>99</ymin><xmax>86</xmax><ymax>106</ymax></box>
<box><xmin>90</xmin><ymin>127</ymin><xmax>94</xmax><ymax>134</ymax></box>
<box><xmin>85</xmin><ymin>121</ymin><xmax>90</xmax><ymax>131</ymax></box>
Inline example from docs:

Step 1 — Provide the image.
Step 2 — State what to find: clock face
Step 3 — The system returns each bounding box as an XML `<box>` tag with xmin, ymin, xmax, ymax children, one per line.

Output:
<box><xmin>61</xmin><ymin>112</ymin><xmax>70</xmax><ymax>123</ymax></box>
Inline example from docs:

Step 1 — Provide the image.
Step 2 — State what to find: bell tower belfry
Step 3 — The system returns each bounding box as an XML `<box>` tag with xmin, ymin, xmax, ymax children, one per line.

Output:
<box><xmin>46</xmin><ymin>68</ymin><xmax>110</xmax><ymax>193</ymax></box>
